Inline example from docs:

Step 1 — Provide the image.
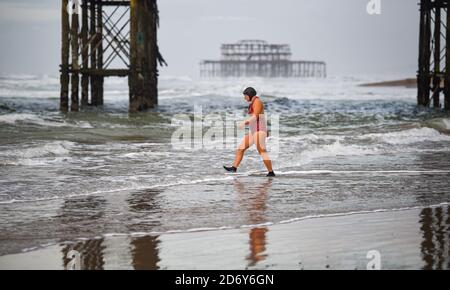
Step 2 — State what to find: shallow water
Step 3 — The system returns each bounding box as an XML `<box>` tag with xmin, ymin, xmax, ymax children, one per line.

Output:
<box><xmin>0</xmin><ymin>74</ymin><xmax>450</xmax><ymax>256</ymax></box>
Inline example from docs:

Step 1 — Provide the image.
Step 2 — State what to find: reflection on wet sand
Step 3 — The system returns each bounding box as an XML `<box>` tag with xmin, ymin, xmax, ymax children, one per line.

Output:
<box><xmin>130</xmin><ymin>235</ymin><xmax>160</xmax><ymax>270</ymax></box>
<box><xmin>62</xmin><ymin>239</ymin><xmax>105</xmax><ymax>270</ymax></box>
<box><xmin>127</xmin><ymin>188</ymin><xmax>162</xmax><ymax>270</ymax></box>
<box><xmin>127</xmin><ymin>189</ymin><xmax>161</xmax><ymax>219</ymax></box>
<box><xmin>235</xmin><ymin>178</ymin><xmax>273</xmax><ymax>267</ymax></box>
<box><xmin>57</xmin><ymin>196</ymin><xmax>107</xmax><ymax>234</ymax></box>
<box><xmin>419</xmin><ymin>205</ymin><xmax>450</xmax><ymax>270</ymax></box>
<box><xmin>4</xmin><ymin>202</ymin><xmax>450</xmax><ymax>269</ymax></box>
<box><xmin>57</xmin><ymin>195</ymin><xmax>107</xmax><ymax>270</ymax></box>
<box><xmin>61</xmin><ymin>235</ymin><xmax>163</xmax><ymax>270</ymax></box>
<box><xmin>50</xmin><ymin>179</ymin><xmax>450</xmax><ymax>270</ymax></box>
<box><xmin>59</xmin><ymin>188</ymin><xmax>163</xmax><ymax>270</ymax></box>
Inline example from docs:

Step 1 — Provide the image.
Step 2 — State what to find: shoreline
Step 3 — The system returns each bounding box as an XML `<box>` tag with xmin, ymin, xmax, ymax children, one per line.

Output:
<box><xmin>0</xmin><ymin>203</ymin><xmax>448</xmax><ymax>270</ymax></box>
<box><xmin>359</xmin><ymin>78</ymin><xmax>417</xmax><ymax>88</ymax></box>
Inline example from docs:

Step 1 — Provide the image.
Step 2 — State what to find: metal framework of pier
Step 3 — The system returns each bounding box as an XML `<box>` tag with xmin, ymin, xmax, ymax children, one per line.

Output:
<box><xmin>200</xmin><ymin>40</ymin><xmax>326</xmax><ymax>78</ymax></box>
<box><xmin>60</xmin><ymin>0</ymin><xmax>166</xmax><ymax>112</ymax></box>
<box><xmin>417</xmin><ymin>0</ymin><xmax>450</xmax><ymax>110</ymax></box>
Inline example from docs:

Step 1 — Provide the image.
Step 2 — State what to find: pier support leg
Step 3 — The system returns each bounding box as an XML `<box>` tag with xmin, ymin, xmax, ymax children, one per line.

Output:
<box><xmin>60</xmin><ymin>0</ymin><xmax>163</xmax><ymax>111</ymax></box>
<box><xmin>129</xmin><ymin>0</ymin><xmax>141</xmax><ymax>112</ymax></box>
<box><xmin>90</xmin><ymin>0</ymin><xmax>98</xmax><ymax>106</ymax></box>
<box><xmin>418</xmin><ymin>0</ymin><xmax>431</xmax><ymax>108</ymax></box>
<box><xmin>97</xmin><ymin>2</ymin><xmax>104</xmax><ymax>106</ymax></box>
<box><xmin>70</xmin><ymin>3</ymin><xmax>80</xmax><ymax>112</ymax></box>
<box><xmin>446</xmin><ymin>0</ymin><xmax>450</xmax><ymax>111</ymax></box>
<box><xmin>143</xmin><ymin>0</ymin><xmax>158</xmax><ymax>107</ymax></box>
<box><xmin>81</xmin><ymin>1</ymin><xmax>89</xmax><ymax>107</ymax></box>
<box><xmin>60</xmin><ymin>0</ymin><xmax>70</xmax><ymax>112</ymax></box>
<box><xmin>129</xmin><ymin>0</ymin><xmax>158</xmax><ymax>112</ymax></box>
<box><xmin>432</xmin><ymin>5</ymin><xmax>441</xmax><ymax>109</ymax></box>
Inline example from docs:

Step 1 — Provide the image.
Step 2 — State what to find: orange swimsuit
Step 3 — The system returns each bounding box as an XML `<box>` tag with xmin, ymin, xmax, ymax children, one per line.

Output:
<box><xmin>248</xmin><ymin>97</ymin><xmax>268</xmax><ymax>135</ymax></box>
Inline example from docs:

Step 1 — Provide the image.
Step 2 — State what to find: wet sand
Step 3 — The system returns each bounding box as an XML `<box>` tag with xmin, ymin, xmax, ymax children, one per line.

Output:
<box><xmin>359</xmin><ymin>78</ymin><xmax>417</xmax><ymax>88</ymax></box>
<box><xmin>0</xmin><ymin>203</ymin><xmax>448</xmax><ymax>270</ymax></box>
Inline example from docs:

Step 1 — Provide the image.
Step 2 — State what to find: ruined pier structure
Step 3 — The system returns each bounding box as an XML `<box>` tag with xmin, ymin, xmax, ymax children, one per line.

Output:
<box><xmin>418</xmin><ymin>0</ymin><xmax>450</xmax><ymax>110</ymax></box>
<box><xmin>200</xmin><ymin>40</ymin><xmax>326</xmax><ymax>78</ymax></box>
<box><xmin>60</xmin><ymin>0</ymin><xmax>166</xmax><ymax>112</ymax></box>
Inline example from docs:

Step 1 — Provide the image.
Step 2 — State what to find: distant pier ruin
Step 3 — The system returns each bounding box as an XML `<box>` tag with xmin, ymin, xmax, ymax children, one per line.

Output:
<box><xmin>60</xmin><ymin>0</ymin><xmax>166</xmax><ymax>113</ymax></box>
<box><xmin>200</xmin><ymin>40</ymin><xmax>326</xmax><ymax>78</ymax></box>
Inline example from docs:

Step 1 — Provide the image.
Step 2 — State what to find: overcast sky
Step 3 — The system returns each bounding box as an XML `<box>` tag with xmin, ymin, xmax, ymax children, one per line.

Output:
<box><xmin>0</xmin><ymin>0</ymin><xmax>419</xmax><ymax>78</ymax></box>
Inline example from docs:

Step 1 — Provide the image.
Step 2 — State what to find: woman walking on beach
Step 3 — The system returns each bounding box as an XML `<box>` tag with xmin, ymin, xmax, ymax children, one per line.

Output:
<box><xmin>224</xmin><ymin>87</ymin><xmax>275</xmax><ymax>177</ymax></box>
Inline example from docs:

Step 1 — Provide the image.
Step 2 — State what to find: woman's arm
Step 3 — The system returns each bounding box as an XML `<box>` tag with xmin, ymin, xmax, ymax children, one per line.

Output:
<box><xmin>238</xmin><ymin>99</ymin><xmax>263</xmax><ymax>129</ymax></box>
<box><xmin>244</xmin><ymin>99</ymin><xmax>263</xmax><ymax>125</ymax></box>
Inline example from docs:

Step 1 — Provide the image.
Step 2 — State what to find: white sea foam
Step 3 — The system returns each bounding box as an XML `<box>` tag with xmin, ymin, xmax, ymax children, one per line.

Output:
<box><xmin>0</xmin><ymin>113</ymin><xmax>66</xmax><ymax>127</ymax></box>
<box><xmin>268</xmin><ymin>129</ymin><xmax>450</xmax><ymax>172</ymax></box>
<box><xmin>0</xmin><ymin>112</ymin><xmax>95</xmax><ymax>128</ymax></box>
<box><xmin>4</xmin><ymin>141</ymin><xmax>74</xmax><ymax>158</ymax></box>
<box><xmin>0</xmin><ymin>175</ymin><xmax>235</xmax><ymax>205</ymax></box>
<box><xmin>0</xmin><ymin>140</ymin><xmax>75</xmax><ymax>166</ymax></box>
<box><xmin>442</xmin><ymin>118</ymin><xmax>450</xmax><ymax>130</ymax></box>
<box><xmin>275</xmin><ymin>170</ymin><xmax>450</xmax><ymax>175</ymax></box>
<box><xmin>276</xmin><ymin>140</ymin><xmax>382</xmax><ymax>169</ymax></box>
<box><xmin>0</xmin><ymin>74</ymin><xmax>415</xmax><ymax>103</ymax></box>
<box><xmin>0</xmin><ymin>89</ymin><xmax>59</xmax><ymax>99</ymax></box>
<box><xmin>365</xmin><ymin>127</ymin><xmax>450</xmax><ymax>145</ymax></box>
<box><xmin>122</xmin><ymin>151</ymin><xmax>171</xmax><ymax>159</ymax></box>
<box><xmin>275</xmin><ymin>126</ymin><xmax>450</xmax><ymax>170</ymax></box>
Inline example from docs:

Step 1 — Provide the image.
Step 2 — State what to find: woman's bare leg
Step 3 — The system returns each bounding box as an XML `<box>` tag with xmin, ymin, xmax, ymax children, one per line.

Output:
<box><xmin>254</xmin><ymin>131</ymin><xmax>273</xmax><ymax>172</ymax></box>
<box><xmin>232</xmin><ymin>134</ymin><xmax>254</xmax><ymax>168</ymax></box>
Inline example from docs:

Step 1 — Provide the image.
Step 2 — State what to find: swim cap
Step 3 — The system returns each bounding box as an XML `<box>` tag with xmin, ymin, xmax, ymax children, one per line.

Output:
<box><xmin>243</xmin><ymin>87</ymin><xmax>257</xmax><ymax>97</ymax></box>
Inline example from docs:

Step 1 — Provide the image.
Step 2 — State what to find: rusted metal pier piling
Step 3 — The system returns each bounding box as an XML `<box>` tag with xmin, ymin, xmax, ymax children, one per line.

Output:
<box><xmin>200</xmin><ymin>40</ymin><xmax>326</xmax><ymax>78</ymax></box>
<box><xmin>417</xmin><ymin>0</ymin><xmax>450</xmax><ymax>110</ymax></box>
<box><xmin>60</xmin><ymin>0</ymin><xmax>166</xmax><ymax>112</ymax></box>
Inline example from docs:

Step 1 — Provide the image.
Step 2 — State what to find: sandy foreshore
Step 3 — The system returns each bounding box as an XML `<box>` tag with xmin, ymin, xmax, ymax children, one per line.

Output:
<box><xmin>359</xmin><ymin>78</ymin><xmax>417</xmax><ymax>88</ymax></box>
<box><xmin>0</xmin><ymin>203</ymin><xmax>448</xmax><ymax>270</ymax></box>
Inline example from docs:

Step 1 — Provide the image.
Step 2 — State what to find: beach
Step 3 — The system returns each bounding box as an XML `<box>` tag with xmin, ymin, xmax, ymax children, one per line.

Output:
<box><xmin>1</xmin><ymin>75</ymin><xmax>450</xmax><ymax>270</ymax></box>
<box><xmin>359</xmin><ymin>78</ymin><xmax>417</xmax><ymax>88</ymax></box>
<box><xmin>0</xmin><ymin>203</ymin><xmax>448</xmax><ymax>270</ymax></box>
